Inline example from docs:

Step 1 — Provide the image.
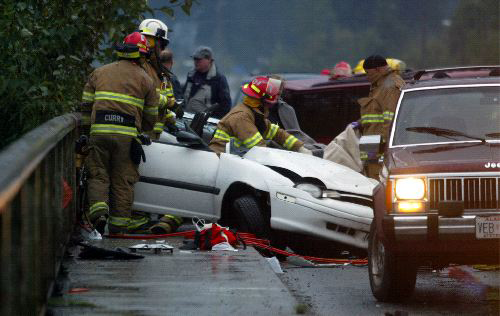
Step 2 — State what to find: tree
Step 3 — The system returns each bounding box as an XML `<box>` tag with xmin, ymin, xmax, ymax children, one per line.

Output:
<box><xmin>0</xmin><ymin>0</ymin><xmax>194</xmax><ymax>149</ymax></box>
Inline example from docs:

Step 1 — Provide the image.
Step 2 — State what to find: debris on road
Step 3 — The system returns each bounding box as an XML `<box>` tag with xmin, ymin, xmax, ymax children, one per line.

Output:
<box><xmin>78</xmin><ymin>242</ymin><xmax>144</xmax><ymax>260</ymax></box>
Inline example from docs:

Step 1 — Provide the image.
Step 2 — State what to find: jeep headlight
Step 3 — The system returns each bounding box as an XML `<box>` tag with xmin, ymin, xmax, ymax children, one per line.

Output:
<box><xmin>395</xmin><ymin>178</ymin><xmax>425</xmax><ymax>200</ymax></box>
<box><xmin>295</xmin><ymin>183</ymin><xmax>322</xmax><ymax>198</ymax></box>
<box><xmin>393</xmin><ymin>177</ymin><xmax>427</xmax><ymax>213</ymax></box>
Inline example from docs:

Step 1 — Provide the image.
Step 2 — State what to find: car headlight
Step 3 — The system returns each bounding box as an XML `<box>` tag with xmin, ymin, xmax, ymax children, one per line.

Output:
<box><xmin>295</xmin><ymin>183</ymin><xmax>322</xmax><ymax>198</ymax></box>
<box><xmin>395</xmin><ymin>178</ymin><xmax>426</xmax><ymax>200</ymax></box>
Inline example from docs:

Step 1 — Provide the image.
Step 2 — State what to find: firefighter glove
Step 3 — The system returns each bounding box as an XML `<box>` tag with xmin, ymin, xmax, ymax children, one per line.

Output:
<box><xmin>137</xmin><ymin>134</ymin><xmax>152</xmax><ymax>146</ymax></box>
<box><xmin>130</xmin><ymin>138</ymin><xmax>146</xmax><ymax>165</ymax></box>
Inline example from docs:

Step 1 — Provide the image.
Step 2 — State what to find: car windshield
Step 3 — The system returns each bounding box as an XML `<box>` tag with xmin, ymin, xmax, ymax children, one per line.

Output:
<box><xmin>392</xmin><ymin>86</ymin><xmax>500</xmax><ymax>146</ymax></box>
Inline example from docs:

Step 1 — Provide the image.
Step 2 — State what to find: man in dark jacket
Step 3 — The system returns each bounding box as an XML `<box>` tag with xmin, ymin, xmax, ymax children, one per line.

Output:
<box><xmin>183</xmin><ymin>46</ymin><xmax>231</xmax><ymax>119</ymax></box>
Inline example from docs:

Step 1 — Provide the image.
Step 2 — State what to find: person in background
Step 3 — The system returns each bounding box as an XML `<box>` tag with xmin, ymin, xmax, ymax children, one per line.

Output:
<box><xmin>183</xmin><ymin>46</ymin><xmax>231</xmax><ymax>119</ymax></box>
<box><xmin>329</xmin><ymin>61</ymin><xmax>352</xmax><ymax>80</ymax></box>
<box><xmin>209</xmin><ymin>76</ymin><xmax>311</xmax><ymax>155</ymax></box>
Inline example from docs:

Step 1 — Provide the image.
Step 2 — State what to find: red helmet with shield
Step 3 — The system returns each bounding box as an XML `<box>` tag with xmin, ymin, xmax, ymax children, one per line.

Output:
<box><xmin>116</xmin><ymin>32</ymin><xmax>149</xmax><ymax>59</ymax></box>
<box><xmin>242</xmin><ymin>76</ymin><xmax>283</xmax><ymax>104</ymax></box>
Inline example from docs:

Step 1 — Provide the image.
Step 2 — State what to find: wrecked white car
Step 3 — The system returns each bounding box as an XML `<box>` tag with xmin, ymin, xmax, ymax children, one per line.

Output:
<box><xmin>133</xmin><ymin>114</ymin><xmax>375</xmax><ymax>249</ymax></box>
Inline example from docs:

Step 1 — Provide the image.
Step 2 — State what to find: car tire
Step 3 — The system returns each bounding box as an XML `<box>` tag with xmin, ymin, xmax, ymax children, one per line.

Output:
<box><xmin>232</xmin><ymin>195</ymin><xmax>269</xmax><ymax>238</ymax></box>
<box><xmin>368</xmin><ymin>221</ymin><xmax>417</xmax><ymax>302</ymax></box>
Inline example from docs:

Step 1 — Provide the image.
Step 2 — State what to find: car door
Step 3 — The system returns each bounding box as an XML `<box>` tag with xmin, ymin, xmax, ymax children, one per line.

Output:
<box><xmin>133</xmin><ymin>133</ymin><xmax>220</xmax><ymax>221</ymax></box>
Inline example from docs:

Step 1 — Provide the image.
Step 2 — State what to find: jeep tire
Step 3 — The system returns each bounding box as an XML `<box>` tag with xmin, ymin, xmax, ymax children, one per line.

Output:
<box><xmin>232</xmin><ymin>195</ymin><xmax>269</xmax><ymax>238</ymax></box>
<box><xmin>368</xmin><ymin>221</ymin><xmax>417</xmax><ymax>302</ymax></box>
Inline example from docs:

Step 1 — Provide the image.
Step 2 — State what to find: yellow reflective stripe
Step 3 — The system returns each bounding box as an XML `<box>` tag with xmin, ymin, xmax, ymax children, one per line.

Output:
<box><xmin>144</xmin><ymin>106</ymin><xmax>159</xmax><ymax>115</ymax></box>
<box><xmin>361</xmin><ymin>119</ymin><xmax>384</xmax><ymax>124</ymax></box>
<box><xmin>383</xmin><ymin>111</ymin><xmax>395</xmax><ymax>120</ymax></box>
<box><xmin>361</xmin><ymin>114</ymin><xmax>384</xmax><ymax>124</ymax></box>
<box><xmin>95</xmin><ymin>91</ymin><xmax>144</xmax><ymax>109</ymax></box>
<box><xmin>283</xmin><ymin>135</ymin><xmax>298</xmax><ymax>150</ymax></box>
<box><xmin>214</xmin><ymin>129</ymin><xmax>231</xmax><ymax>141</ymax></box>
<box><xmin>90</xmin><ymin>124</ymin><xmax>138</xmax><ymax>137</ymax></box>
<box><xmin>158</xmin><ymin>94</ymin><xmax>168</xmax><ymax>106</ymax></box>
<box><xmin>265</xmin><ymin>124</ymin><xmax>279</xmax><ymax>140</ymax></box>
<box><xmin>128</xmin><ymin>216</ymin><xmax>148</xmax><ymax>230</ymax></box>
<box><xmin>243</xmin><ymin>132</ymin><xmax>263</xmax><ymax>148</ymax></box>
<box><xmin>213</xmin><ymin>130</ymin><xmax>243</xmax><ymax>147</ymax></box>
<box><xmin>89</xmin><ymin>202</ymin><xmax>108</xmax><ymax>214</ymax></box>
<box><xmin>82</xmin><ymin>91</ymin><xmax>95</xmax><ymax>102</ymax></box>
<box><xmin>165</xmin><ymin>111</ymin><xmax>174</xmax><ymax>119</ymax></box>
<box><xmin>164</xmin><ymin>214</ymin><xmax>183</xmax><ymax>225</ymax></box>
<box><xmin>109</xmin><ymin>216</ymin><xmax>130</xmax><ymax>227</ymax></box>
<box><xmin>116</xmin><ymin>51</ymin><xmax>140</xmax><ymax>58</ymax></box>
<box><xmin>251</xmin><ymin>84</ymin><xmax>261</xmax><ymax>94</ymax></box>
<box><xmin>361</xmin><ymin>114</ymin><xmax>384</xmax><ymax>118</ymax></box>
<box><xmin>154</xmin><ymin>122</ymin><xmax>165</xmax><ymax>133</ymax></box>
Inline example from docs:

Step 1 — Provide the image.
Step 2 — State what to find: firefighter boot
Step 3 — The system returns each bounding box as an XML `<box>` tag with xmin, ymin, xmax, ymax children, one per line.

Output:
<box><xmin>128</xmin><ymin>211</ymin><xmax>154</xmax><ymax>234</ymax></box>
<box><xmin>150</xmin><ymin>214</ymin><xmax>183</xmax><ymax>235</ymax></box>
<box><xmin>107</xmin><ymin>216</ymin><xmax>130</xmax><ymax>235</ymax></box>
<box><xmin>87</xmin><ymin>202</ymin><xmax>109</xmax><ymax>234</ymax></box>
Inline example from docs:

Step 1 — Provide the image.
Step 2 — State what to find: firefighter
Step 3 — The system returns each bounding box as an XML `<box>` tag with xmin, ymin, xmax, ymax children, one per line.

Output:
<box><xmin>209</xmin><ymin>76</ymin><xmax>312</xmax><ymax>155</ymax></box>
<box><xmin>357</xmin><ymin>54</ymin><xmax>405</xmax><ymax>178</ymax></box>
<box><xmin>82</xmin><ymin>32</ymin><xmax>158</xmax><ymax>234</ymax></box>
<box><xmin>138</xmin><ymin>19</ymin><xmax>180</xmax><ymax>140</ymax></box>
<box><xmin>138</xmin><ymin>19</ymin><xmax>183</xmax><ymax>234</ymax></box>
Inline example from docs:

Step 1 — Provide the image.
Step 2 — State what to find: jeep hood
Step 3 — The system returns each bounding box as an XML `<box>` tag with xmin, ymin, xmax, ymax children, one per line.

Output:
<box><xmin>243</xmin><ymin>147</ymin><xmax>375</xmax><ymax>196</ymax></box>
<box><xmin>389</xmin><ymin>142</ymin><xmax>500</xmax><ymax>173</ymax></box>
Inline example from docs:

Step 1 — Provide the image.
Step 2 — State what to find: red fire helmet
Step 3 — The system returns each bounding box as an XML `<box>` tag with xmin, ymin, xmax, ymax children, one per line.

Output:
<box><xmin>124</xmin><ymin>32</ymin><xmax>149</xmax><ymax>54</ymax></box>
<box><xmin>116</xmin><ymin>32</ymin><xmax>150</xmax><ymax>59</ymax></box>
<box><xmin>242</xmin><ymin>76</ymin><xmax>282</xmax><ymax>104</ymax></box>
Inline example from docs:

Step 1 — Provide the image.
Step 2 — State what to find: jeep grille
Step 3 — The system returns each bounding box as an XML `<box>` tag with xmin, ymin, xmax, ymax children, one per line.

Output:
<box><xmin>428</xmin><ymin>177</ymin><xmax>499</xmax><ymax>210</ymax></box>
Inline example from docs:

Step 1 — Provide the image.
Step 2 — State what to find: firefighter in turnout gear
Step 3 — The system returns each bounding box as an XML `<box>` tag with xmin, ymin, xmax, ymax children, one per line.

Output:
<box><xmin>138</xmin><ymin>19</ymin><xmax>179</xmax><ymax>140</ymax></box>
<box><xmin>357</xmin><ymin>54</ymin><xmax>405</xmax><ymax>178</ymax></box>
<box><xmin>209</xmin><ymin>76</ymin><xmax>311</xmax><ymax>155</ymax></box>
<box><xmin>81</xmin><ymin>32</ymin><xmax>158</xmax><ymax>234</ymax></box>
<box><xmin>138</xmin><ymin>19</ymin><xmax>183</xmax><ymax>233</ymax></box>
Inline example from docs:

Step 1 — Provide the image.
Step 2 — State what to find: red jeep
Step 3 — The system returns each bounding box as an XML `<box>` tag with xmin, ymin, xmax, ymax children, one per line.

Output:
<box><xmin>368</xmin><ymin>68</ymin><xmax>500</xmax><ymax>302</ymax></box>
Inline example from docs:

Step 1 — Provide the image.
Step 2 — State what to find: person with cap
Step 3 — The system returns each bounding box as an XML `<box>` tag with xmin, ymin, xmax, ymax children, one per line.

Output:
<box><xmin>329</xmin><ymin>61</ymin><xmax>353</xmax><ymax>80</ymax></box>
<box><xmin>183</xmin><ymin>46</ymin><xmax>232</xmax><ymax>119</ymax></box>
<box><xmin>209</xmin><ymin>76</ymin><xmax>311</xmax><ymax>155</ymax></box>
<box><xmin>81</xmin><ymin>32</ymin><xmax>158</xmax><ymax>234</ymax></box>
<box><xmin>356</xmin><ymin>54</ymin><xmax>405</xmax><ymax>178</ymax></box>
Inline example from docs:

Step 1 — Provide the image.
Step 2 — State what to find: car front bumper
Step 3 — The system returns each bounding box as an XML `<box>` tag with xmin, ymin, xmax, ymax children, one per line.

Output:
<box><xmin>268</xmin><ymin>185</ymin><xmax>373</xmax><ymax>249</ymax></box>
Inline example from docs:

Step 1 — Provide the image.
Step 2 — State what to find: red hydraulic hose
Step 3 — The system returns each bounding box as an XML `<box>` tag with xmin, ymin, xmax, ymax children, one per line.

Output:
<box><xmin>105</xmin><ymin>230</ymin><xmax>368</xmax><ymax>265</ymax></box>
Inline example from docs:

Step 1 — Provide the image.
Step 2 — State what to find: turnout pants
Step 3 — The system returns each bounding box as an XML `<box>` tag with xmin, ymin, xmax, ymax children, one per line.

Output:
<box><xmin>86</xmin><ymin>134</ymin><xmax>139</xmax><ymax>229</ymax></box>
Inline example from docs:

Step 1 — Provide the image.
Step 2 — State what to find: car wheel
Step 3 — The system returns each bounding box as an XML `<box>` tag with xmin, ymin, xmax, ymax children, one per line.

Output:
<box><xmin>368</xmin><ymin>221</ymin><xmax>417</xmax><ymax>302</ymax></box>
<box><xmin>232</xmin><ymin>195</ymin><xmax>269</xmax><ymax>238</ymax></box>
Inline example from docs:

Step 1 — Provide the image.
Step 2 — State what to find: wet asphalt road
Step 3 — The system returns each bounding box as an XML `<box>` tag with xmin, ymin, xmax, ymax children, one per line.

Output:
<box><xmin>276</xmin><ymin>254</ymin><xmax>499</xmax><ymax>316</ymax></box>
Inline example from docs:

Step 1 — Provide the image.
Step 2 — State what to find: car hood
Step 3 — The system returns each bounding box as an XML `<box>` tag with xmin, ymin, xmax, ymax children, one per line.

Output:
<box><xmin>389</xmin><ymin>141</ymin><xmax>500</xmax><ymax>174</ymax></box>
<box><xmin>243</xmin><ymin>147</ymin><xmax>375</xmax><ymax>196</ymax></box>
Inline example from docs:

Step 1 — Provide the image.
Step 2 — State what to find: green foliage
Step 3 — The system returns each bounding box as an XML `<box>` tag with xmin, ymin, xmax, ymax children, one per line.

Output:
<box><xmin>0</xmin><ymin>0</ymin><xmax>193</xmax><ymax>149</ymax></box>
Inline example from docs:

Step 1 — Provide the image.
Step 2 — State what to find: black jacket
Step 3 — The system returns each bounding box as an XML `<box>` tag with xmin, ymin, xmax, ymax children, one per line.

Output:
<box><xmin>182</xmin><ymin>64</ymin><xmax>232</xmax><ymax>119</ymax></box>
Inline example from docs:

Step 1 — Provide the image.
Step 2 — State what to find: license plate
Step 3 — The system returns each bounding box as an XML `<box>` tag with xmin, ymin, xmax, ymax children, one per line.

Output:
<box><xmin>476</xmin><ymin>215</ymin><xmax>500</xmax><ymax>239</ymax></box>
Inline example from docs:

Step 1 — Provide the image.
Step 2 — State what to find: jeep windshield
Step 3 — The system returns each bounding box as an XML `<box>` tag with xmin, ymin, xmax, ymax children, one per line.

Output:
<box><xmin>392</xmin><ymin>85</ymin><xmax>500</xmax><ymax>146</ymax></box>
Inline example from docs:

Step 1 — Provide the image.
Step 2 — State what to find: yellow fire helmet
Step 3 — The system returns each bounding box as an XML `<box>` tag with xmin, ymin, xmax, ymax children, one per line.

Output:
<box><xmin>353</xmin><ymin>59</ymin><xmax>366</xmax><ymax>74</ymax></box>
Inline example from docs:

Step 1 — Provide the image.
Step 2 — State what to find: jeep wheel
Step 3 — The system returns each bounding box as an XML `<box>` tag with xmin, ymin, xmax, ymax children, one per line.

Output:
<box><xmin>232</xmin><ymin>195</ymin><xmax>269</xmax><ymax>238</ymax></box>
<box><xmin>368</xmin><ymin>221</ymin><xmax>417</xmax><ymax>302</ymax></box>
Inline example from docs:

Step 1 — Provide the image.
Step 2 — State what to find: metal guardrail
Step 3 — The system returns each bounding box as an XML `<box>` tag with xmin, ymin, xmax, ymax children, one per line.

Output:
<box><xmin>0</xmin><ymin>113</ymin><xmax>80</xmax><ymax>315</ymax></box>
